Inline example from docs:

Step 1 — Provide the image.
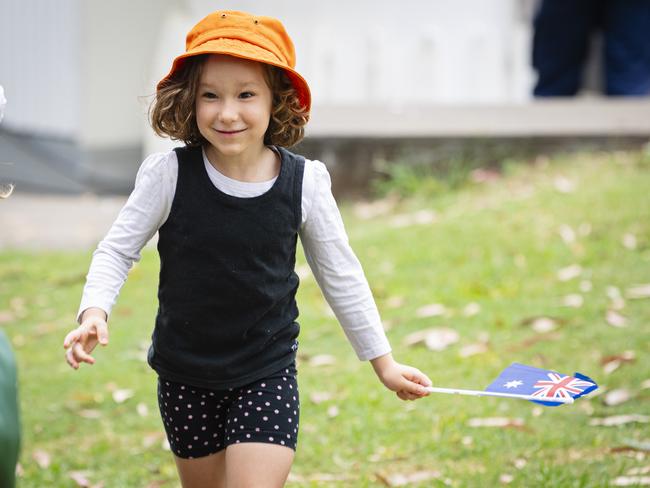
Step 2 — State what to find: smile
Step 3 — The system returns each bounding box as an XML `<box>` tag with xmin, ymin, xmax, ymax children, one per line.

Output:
<box><xmin>215</xmin><ymin>128</ymin><xmax>246</xmax><ymax>135</ymax></box>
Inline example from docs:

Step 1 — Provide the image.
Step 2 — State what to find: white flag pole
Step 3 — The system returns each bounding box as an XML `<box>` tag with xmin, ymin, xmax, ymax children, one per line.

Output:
<box><xmin>424</xmin><ymin>386</ymin><xmax>574</xmax><ymax>404</ymax></box>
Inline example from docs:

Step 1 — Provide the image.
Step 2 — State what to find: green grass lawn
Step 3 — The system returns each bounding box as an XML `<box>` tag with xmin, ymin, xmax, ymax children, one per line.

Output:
<box><xmin>1</xmin><ymin>149</ymin><xmax>649</xmax><ymax>487</ymax></box>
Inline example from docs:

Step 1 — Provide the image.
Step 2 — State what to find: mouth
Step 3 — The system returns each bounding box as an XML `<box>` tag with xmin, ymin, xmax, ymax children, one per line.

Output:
<box><xmin>215</xmin><ymin>128</ymin><xmax>246</xmax><ymax>135</ymax></box>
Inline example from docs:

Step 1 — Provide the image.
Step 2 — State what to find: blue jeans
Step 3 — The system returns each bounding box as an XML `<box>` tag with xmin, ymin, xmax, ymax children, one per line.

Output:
<box><xmin>532</xmin><ymin>0</ymin><xmax>650</xmax><ymax>96</ymax></box>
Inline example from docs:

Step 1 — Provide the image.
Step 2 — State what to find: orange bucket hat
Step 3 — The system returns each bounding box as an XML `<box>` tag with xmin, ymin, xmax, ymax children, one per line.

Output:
<box><xmin>157</xmin><ymin>10</ymin><xmax>311</xmax><ymax>112</ymax></box>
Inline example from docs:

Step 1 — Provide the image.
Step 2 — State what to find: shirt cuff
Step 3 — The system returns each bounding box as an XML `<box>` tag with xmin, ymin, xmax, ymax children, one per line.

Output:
<box><xmin>76</xmin><ymin>301</ymin><xmax>112</xmax><ymax>324</ymax></box>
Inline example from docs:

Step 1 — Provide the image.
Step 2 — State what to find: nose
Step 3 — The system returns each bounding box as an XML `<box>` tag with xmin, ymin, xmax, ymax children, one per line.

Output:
<box><xmin>218</xmin><ymin>98</ymin><xmax>239</xmax><ymax>124</ymax></box>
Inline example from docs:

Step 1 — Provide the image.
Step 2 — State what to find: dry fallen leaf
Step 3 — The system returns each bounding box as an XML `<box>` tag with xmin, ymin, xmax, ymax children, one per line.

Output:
<box><xmin>404</xmin><ymin>328</ymin><xmax>459</xmax><ymax>351</ymax></box>
<box><xmin>500</xmin><ymin>473</ymin><xmax>515</xmax><ymax>484</ymax></box>
<box><xmin>528</xmin><ymin>317</ymin><xmax>558</xmax><ymax>334</ymax></box>
<box><xmin>579</xmin><ymin>280</ymin><xmax>593</xmax><ymax>292</ymax></box>
<box><xmin>603</xmin><ymin>389</ymin><xmax>633</xmax><ymax>407</ymax></box>
<box><xmin>68</xmin><ymin>470</ymin><xmax>103</xmax><ymax>488</ymax></box>
<box><xmin>467</xmin><ymin>417</ymin><xmax>525</xmax><ymax>428</ymax></box>
<box><xmin>376</xmin><ymin>470</ymin><xmax>442</xmax><ymax>486</ymax></box>
<box><xmin>323</xmin><ymin>304</ymin><xmax>336</xmax><ymax>318</ymax></box>
<box><xmin>310</xmin><ymin>391</ymin><xmax>332</xmax><ymax>404</ymax></box>
<box><xmin>589</xmin><ymin>414</ymin><xmax>650</xmax><ymax>427</ymax></box>
<box><xmin>459</xmin><ymin>342</ymin><xmax>489</xmax><ymax>358</ymax></box>
<box><xmin>513</xmin><ymin>458</ymin><xmax>527</xmax><ymax>470</ymax></box>
<box><xmin>614</xmin><ymin>441</ymin><xmax>650</xmax><ymax>453</ymax></box>
<box><xmin>137</xmin><ymin>403</ymin><xmax>149</xmax><ymax>417</ymax></box>
<box><xmin>295</xmin><ymin>264</ymin><xmax>312</xmax><ymax>280</ymax></box>
<box><xmin>161</xmin><ymin>438</ymin><xmax>171</xmax><ymax>451</ymax></box>
<box><xmin>389</xmin><ymin>210</ymin><xmax>437</xmax><ymax>228</ymax></box>
<box><xmin>112</xmin><ymin>389</ymin><xmax>134</xmax><ymax>404</ymax></box>
<box><xmin>415</xmin><ymin>303</ymin><xmax>447</xmax><ymax>318</ymax></box>
<box><xmin>601</xmin><ymin>351</ymin><xmax>636</xmax><ymax>375</ymax></box>
<box><xmin>558</xmin><ymin>224</ymin><xmax>576</xmax><ymax>244</ymax></box>
<box><xmin>353</xmin><ymin>197</ymin><xmax>398</xmax><ymax>220</ymax></box>
<box><xmin>386</xmin><ymin>296</ymin><xmax>405</xmax><ymax>309</ymax></box>
<box><xmin>562</xmin><ymin>294</ymin><xmax>584</xmax><ymax>308</ymax></box>
<box><xmin>607</xmin><ymin>286</ymin><xmax>626</xmax><ymax>310</ymax></box>
<box><xmin>622</xmin><ymin>233</ymin><xmax>638</xmax><ymax>250</ymax></box>
<box><xmin>32</xmin><ymin>449</ymin><xmax>51</xmax><ymax>469</ymax></box>
<box><xmin>606</xmin><ymin>310</ymin><xmax>628</xmax><ymax>328</ymax></box>
<box><xmin>78</xmin><ymin>409</ymin><xmax>102</xmax><ymax>419</ymax></box>
<box><xmin>471</xmin><ymin>167</ymin><xmax>501</xmax><ymax>183</ymax></box>
<box><xmin>0</xmin><ymin>310</ymin><xmax>14</xmax><ymax>324</ymax></box>
<box><xmin>627</xmin><ymin>284</ymin><xmax>650</xmax><ymax>299</ymax></box>
<box><xmin>554</xmin><ymin>176</ymin><xmax>575</xmax><ymax>193</ymax></box>
<box><xmin>142</xmin><ymin>432</ymin><xmax>164</xmax><ymax>448</ymax></box>
<box><xmin>612</xmin><ymin>476</ymin><xmax>650</xmax><ymax>486</ymax></box>
<box><xmin>144</xmin><ymin>482</ymin><xmax>167</xmax><ymax>488</ymax></box>
<box><xmin>463</xmin><ymin>302</ymin><xmax>481</xmax><ymax>317</ymax></box>
<box><xmin>578</xmin><ymin>222</ymin><xmax>592</xmax><ymax>236</ymax></box>
<box><xmin>308</xmin><ymin>354</ymin><xmax>337</xmax><ymax>367</ymax></box>
<box><xmin>557</xmin><ymin>264</ymin><xmax>582</xmax><ymax>282</ymax></box>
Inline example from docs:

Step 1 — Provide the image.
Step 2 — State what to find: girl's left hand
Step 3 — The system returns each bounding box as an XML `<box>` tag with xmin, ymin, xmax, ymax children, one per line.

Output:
<box><xmin>370</xmin><ymin>353</ymin><xmax>432</xmax><ymax>401</ymax></box>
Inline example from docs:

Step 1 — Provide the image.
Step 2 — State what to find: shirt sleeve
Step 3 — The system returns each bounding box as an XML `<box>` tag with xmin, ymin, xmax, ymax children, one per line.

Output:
<box><xmin>299</xmin><ymin>160</ymin><xmax>392</xmax><ymax>361</ymax></box>
<box><xmin>76</xmin><ymin>151</ymin><xmax>176</xmax><ymax>323</ymax></box>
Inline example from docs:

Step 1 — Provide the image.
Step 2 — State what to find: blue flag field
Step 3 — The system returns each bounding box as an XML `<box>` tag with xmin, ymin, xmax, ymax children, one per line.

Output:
<box><xmin>485</xmin><ymin>363</ymin><xmax>599</xmax><ymax>406</ymax></box>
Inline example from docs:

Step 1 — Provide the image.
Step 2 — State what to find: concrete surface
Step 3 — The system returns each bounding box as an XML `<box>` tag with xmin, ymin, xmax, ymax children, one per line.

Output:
<box><xmin>0</xmin><ymin>193</ymin><xmax>145</xmax><ymax>251</ymax></box>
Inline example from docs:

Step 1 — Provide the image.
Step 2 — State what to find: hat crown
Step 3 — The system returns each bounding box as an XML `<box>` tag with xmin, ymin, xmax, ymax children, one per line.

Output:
<box><xmin>186</xmin><ymin>10</ymin><xmax>296</xmax><ymax>68</ymax></box>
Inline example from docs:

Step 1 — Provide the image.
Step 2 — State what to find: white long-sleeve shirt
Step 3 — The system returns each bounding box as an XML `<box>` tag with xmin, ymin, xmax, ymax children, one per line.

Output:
<box><xmin>78</xmin><ymin>147</ymin><xmax>391</xmax><ymax>361</ymax></box>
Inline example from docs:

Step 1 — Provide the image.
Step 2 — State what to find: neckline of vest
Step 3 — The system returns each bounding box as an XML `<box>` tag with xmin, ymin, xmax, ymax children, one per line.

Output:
<box><xmin>196</xmin><ymin>145</ymin><xmax>289</xmax><ymax>204</ymax></box>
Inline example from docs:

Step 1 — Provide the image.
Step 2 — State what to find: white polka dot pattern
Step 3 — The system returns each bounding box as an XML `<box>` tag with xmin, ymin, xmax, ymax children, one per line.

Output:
<box><xmin>157</xmin><ymin>363</ymin><xmax>299</xmax><ymax>459</ymax></box>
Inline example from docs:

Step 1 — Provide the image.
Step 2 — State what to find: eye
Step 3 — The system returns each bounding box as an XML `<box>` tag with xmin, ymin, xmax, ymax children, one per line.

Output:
<box><xmin>201</xmin><ymin>91</ymin><xmax>217</xmax><ymax>99</ymax></box>
<box><xmin>239</xmin><ymin>91</ymin><xmax>255</xmax><ymax>99</ymax></box>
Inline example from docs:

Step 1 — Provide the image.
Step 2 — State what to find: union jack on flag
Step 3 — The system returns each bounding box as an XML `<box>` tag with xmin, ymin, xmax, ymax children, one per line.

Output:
<box><xmin>485</xmin><ymin>363</ymin><xmax>598</xmax><ymax>407</ymax></box>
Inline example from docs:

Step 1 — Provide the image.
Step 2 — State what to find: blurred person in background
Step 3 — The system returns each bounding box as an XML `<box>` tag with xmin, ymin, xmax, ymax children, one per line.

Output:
<box><xmin>0</xmin><ymin>83</ymin><xmax>20</xmax><ymax>488</ymax></box>
<box><xmin>532</xmin><ymin>0</ymin><xmax>650</xmax><ymax>96</ymax></box>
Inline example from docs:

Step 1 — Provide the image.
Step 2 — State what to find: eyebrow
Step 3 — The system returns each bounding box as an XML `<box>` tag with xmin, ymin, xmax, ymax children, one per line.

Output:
<box><xmin>199</xmin><ymin>81</ymin><xmax>261</xmax><ymax>88</ymax></box>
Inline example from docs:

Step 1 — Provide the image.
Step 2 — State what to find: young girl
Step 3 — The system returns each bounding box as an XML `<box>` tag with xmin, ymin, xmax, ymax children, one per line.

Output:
<box><xmin>63</xmin><ymin>10</ymin><xmax>431</xmax><ymax>487</ymax></box>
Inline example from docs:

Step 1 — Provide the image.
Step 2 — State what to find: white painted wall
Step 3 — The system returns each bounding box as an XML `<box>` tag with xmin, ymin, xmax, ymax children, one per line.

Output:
<box><xmin>186</xmin><ymin>0</ymin><xmax>537</xmax><ymax>105</ymax></box>
<box><xmin>0</xmin><ymin>0</ymin><xmax>177</xmax><ymax>148</ymax></box>
<box><xmin>0</xmin><ymin>0</ymin><xmax>80</xmax><ymax>137</ymax></box>
<box><xmin>1</xmin><ymin>0</ymin><xmax>539</xmax><ymax>153</ymax></box>
<box><xmin>77</xmin><ymin>0</ymin><xmax>178</xmax><ymax>148</ymax></box>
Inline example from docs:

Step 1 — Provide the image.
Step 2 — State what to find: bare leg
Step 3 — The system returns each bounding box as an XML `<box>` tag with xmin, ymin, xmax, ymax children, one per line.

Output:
<box><xmin>225</xmin><ymin>442</ymin><xmax>294</xmax><ymax>488</ymax></box>
<box><xmin>173</xmin><ymin>450</ymin><xmax>226</xmax><ymax>488</ymax></box>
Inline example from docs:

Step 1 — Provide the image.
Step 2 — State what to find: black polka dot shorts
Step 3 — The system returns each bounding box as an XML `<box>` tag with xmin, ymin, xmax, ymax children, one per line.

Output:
<box><xmin>157</xmin><ymin>363</ymin><xmax>299</xmax><ymax>459</ymax></box>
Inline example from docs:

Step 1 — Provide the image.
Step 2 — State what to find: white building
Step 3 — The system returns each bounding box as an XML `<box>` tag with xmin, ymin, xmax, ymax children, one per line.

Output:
<box><xmin>1</xmin><ymin>0</ymin><xmax>646</xmax><ymax>195</ymax></box>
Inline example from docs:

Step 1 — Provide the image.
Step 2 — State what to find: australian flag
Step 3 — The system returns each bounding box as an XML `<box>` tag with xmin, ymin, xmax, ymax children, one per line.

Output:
<box><xmin>485</xmin><ymin>363</ymin><xmax>598</xmax><ymax>407</ymax></box>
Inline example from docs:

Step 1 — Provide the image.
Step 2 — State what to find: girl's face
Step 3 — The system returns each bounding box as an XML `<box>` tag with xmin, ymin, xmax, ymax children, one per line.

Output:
<box><xmin>195</xmin><ymin>54</ymin><xmax>273</xmax><ymax>162</ymax></box>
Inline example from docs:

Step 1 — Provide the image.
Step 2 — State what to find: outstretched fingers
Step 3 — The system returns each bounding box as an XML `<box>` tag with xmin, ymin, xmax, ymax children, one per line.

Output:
<box><xmin>63</xmin><ymin>320</ymin><xmax>109</xmax><ymax>369</ymax></box>
<box><xmin>66</xmin><ymin>342</ymin><xmax>95</xmax><ymax>369</ymax></box>
<box><xmin>63</xmin><ymin>328</ymin><xmax>82</xmax><ymax>349</ymax></box>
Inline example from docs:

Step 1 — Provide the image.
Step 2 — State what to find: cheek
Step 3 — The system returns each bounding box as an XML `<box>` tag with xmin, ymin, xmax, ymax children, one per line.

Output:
<box><xmin>195</xmin><ymin>103</ymin><xmax>218</xmax><ymax>134</ymax></box>
<box><xmin>194</xmin><ymin>101</ymin><xmax>207</xmax><ymax>124</ymax></box>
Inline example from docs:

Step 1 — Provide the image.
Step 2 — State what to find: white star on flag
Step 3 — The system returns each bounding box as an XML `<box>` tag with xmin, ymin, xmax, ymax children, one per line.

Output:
<box><xmin>503</xmin><ymin>380</ymin><xmax>523</xmax><ymax>389</ymax></box>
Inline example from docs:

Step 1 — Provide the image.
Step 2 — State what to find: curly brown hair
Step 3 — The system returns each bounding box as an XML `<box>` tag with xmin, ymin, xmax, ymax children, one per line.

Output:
<box><xmin>149</xmin><ymin>55</ymin><xmax>309</xmax><ymax>148</ymax></box>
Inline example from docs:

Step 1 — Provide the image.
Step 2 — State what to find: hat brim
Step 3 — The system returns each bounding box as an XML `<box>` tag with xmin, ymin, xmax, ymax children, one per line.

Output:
<box><xmin>157</xmin><ymin>38</ymin><xmax>311</xmax><ymax>112</ymax></box>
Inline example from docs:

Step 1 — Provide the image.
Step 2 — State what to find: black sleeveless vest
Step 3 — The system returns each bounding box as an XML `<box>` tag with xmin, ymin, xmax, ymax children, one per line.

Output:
<box><xmin>147</xmin><ymin>145</ymin><xmax>304</xmax><ymax>389</ymax></box>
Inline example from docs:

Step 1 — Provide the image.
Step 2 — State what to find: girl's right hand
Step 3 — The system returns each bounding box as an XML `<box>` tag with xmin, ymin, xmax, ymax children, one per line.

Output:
<box><xmin>63</xmin><ymin>307</ymin><xmax>109</xmax><ymax>369</ymax></box>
